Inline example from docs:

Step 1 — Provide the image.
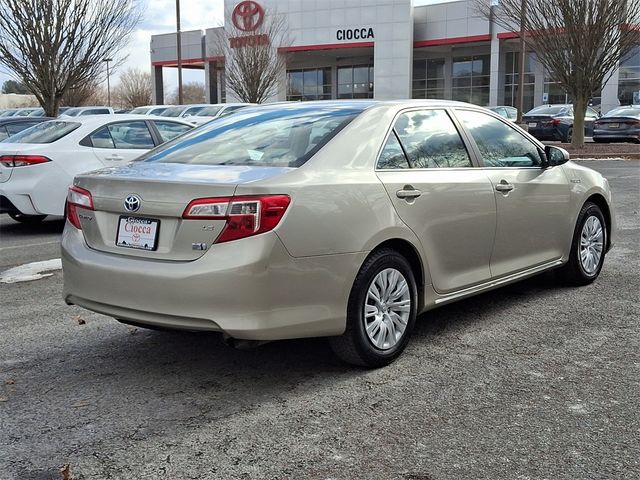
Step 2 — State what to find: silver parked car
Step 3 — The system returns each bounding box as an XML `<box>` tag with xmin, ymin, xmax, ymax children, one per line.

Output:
<box><xmin>62</xmin><ymin>101</ymin><xmax>616</xmax><ymax>367</ymax></box>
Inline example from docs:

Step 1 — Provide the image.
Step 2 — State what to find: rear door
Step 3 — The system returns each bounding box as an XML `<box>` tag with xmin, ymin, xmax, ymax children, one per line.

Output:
<box><xmin>87</xmin><ymin>120</ymin><xmax>156</xmax><ymax>166</ymax></box>
<box><xmin>454</xmin><ymin>109</ymin><xmax>572</xmax><ymax>278</ymax></box>
<box><xmin>375</xmin><ymin>109</ymin><xmax>497</xmax><ymax>293</ymax></box>
<box><xmin>151</xmin><ymin>120</ymin><xmax>193</xmax><ymax>143</ymax></box>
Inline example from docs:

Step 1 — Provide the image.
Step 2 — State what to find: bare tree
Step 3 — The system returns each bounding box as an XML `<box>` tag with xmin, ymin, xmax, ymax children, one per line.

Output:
<box><xmin>478</xmin><ymin>0</ymin><xmax>640</xmax><ymax>147</ymax></box>
<box><xmin>61</xmin><ymin>81</ymin><xmax>105</xmax><ymax>107</ymax></box>
<box><xmin>118</xmin><ymin>68</ymin><xmax>152</xmax><ymax>107</ymax></box>
<box><xmin>0</xmin><ymin>0</ymin><xmax>143</xmax><ymax>117</ymax></box>
<box><xmin>168</xmin><ymin>82</ymin><xmax>206</xmax><ymax>104</ymax></box>
<box><xmin>214</xmin><ymin>7</ymin><xmax>291</xmax><ymax>103</ymax></box>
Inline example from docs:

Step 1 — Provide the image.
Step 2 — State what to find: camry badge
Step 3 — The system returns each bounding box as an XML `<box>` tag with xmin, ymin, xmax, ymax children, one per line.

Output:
<box><xmin>124</xmin><ymin>194</ymin><xmax>141</xmax><ymax>212</ymax></box>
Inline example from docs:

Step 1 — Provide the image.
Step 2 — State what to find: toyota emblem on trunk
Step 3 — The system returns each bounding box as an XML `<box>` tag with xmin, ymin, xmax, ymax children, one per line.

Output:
<box><xmin>124</xmin><ymin>194</ymin><xmax>141</xmax><ymax>212</ymax></box>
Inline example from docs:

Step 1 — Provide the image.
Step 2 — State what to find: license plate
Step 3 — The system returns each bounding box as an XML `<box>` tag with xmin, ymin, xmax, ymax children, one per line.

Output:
<box><xmin>528</xmin><ymin>122</ymin><xmax>537</xmax><ymax>128</ymax></box>
<box><xmin>608</xmin><ymin>123</ymin><xmax>619</xmax><ymax>129</ymax></box>
<box><xmin>116</xmin><ymin>216</ymin><xmax>160</xmax><ymax>251</ymax></box>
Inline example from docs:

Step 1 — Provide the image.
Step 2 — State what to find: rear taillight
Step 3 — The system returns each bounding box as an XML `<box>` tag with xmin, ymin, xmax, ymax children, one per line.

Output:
<box><xmin>0</xmin><ymin>155</ymin><xmax>51</xmax><ymax>167</ymax></box>
<box><xmin>183</xmin><ymin>195</ymin><xmax>291</xmax><ymax>243</ymax></box>
<box><xmin>542</xmin><ymin>119</ymin><xmax>561</xmax><ymax>126</ymax></box>
<box><xmin>66</xmin><ymin>186</ymin><xmax>94</xmax><ymax>229</ymax></box>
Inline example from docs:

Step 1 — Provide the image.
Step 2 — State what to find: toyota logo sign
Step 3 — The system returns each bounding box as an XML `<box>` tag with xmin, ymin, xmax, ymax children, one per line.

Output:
<box><xmin>232</xmin><ymin>1</ymin><xmax>265</xmax><ymax>32</ymax></box>
<box><xmin>124</xmin><ymin>194</ymin><xmax>141</xmax><ymax>213</ymax></box>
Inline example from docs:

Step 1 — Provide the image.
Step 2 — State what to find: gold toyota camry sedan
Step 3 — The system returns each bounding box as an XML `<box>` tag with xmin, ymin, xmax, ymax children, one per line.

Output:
<box><xmin>62</xmin><ymin>101</ymin><xmax>616</xmax><ymax>367</ymax></box>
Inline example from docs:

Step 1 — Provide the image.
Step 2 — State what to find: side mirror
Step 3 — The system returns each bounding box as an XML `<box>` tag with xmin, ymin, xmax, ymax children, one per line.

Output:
<box><xmin>544</xmin><ymin>145</ymin><xmax>570</xmax><ymax>167</ymax></box>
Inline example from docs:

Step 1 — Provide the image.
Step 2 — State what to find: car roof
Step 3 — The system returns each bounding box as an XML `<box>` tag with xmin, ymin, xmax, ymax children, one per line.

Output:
<box><xmin>0</xmin><ymin>116</ymin><xmax>51</xmax><ymax>125</ymax></box>
<box><xmin>49</xmin><ymin>114</ymin><xmax>194</xmax><ymax>127</ymax></box>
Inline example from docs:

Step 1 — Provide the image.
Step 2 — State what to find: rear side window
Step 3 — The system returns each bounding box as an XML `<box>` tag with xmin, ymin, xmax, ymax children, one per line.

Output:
<box><xmin>392</xmin><ymin>110</ymin><xmax>472</xmax><ymax>168</ymax></box>
<box><xmin>456</xmin><ymin>109</ymin><xmax>542</xmax><ymax>167</ymax></box>
<box><xmin>153</xmin><ymin>121</ymin><xmax>193</xmax><ymax>142</ymax></box>
<box><xmin>88</xmin><ymin>121</ymin><xmax>155</xmax><ymax>149</ymax></box>
<box><xmin>1</xmin><ymin>121</ymin><xmax>80</xmax><ymax>144</ymax></box>
<box><xmin>139</xmin><ymin>107</ymin><xmax>362</xmax><ymax>168</ymax></box>
<box><xmin>0</xmin><ymin>126</ymin><xmax>8</xmax><ymax>141</ymax></box>
<box><xmin>6</xmin><ymin>122</ymin><xmax>39</xmax><ymax>136</ymax></box>
<box><xmin>377</xmin><ymin>132</ymin><xmax>410</xmax><ymax>169</ymax></box>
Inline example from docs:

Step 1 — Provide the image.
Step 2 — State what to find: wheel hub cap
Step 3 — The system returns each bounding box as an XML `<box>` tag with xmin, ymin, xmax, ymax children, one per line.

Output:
<box><xmin>580</xmin><ymin>215</ymin><xmax>604</xmax><ymax>275</ymax></box>
<box><xmin>364</xmin><ymin>268</ymin><xmax>411</xmax><ymax>350</ymax></box>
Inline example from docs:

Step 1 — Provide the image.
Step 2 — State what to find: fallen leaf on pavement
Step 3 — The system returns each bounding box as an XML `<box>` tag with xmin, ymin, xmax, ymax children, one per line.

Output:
<box><xmin>60</xmin><ymin>463</ymin><xmax>71</xmax><ymax>480</ymax></box>
<box><xmin>0</xmin><ymin>397</ymin><xmax>8</xmax><ymax>402</ymax></box>
<box><xmin>71</xmin><ymin>400</ymin><xmax>91</xmax><ymax>408</ymax></box>
<box><xmin>5</xmin><ymin>379</ymin><xmax>15</xmax><ymax>385</ymax></box>
<box><xmin>72</xmin><ymin>316</ymin><xmax>86</xmax><ymax>325</ymax></box>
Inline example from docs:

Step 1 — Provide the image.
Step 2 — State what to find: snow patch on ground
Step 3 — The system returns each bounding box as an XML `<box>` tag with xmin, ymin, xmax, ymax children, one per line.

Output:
<box><xmin>0</xmin><ymin>258</ymin><xmax>62</xmax><ymax>284</ymax></box>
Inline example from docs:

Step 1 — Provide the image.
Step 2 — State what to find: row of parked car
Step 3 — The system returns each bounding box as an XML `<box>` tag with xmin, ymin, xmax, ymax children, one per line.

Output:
<box><xmin>488</xmin><ymin>104</ymin><xmax>640</xmax><ymax>143</ymax></box>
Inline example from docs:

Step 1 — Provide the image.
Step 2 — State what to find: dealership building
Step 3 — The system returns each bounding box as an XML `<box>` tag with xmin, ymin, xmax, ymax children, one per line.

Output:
<box><xmin>150</xmin><ymin>0</ymin><xmax>640</xmax><ymax>114</ymax></box>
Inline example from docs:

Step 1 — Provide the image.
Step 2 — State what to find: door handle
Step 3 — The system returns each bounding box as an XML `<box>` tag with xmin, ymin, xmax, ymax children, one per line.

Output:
<box><xmin>396</xmin><ymin>188</ymin><xmax>422</xmax><ymax>199</ymax></box>
<box><xmin>495</xmin><ymin>181</ymin><xmax>514</xmax><ymax>193</ymax></box>
<box><xmin>105</xmin><ymin>154</ymin><xmax>124</xmax><ymax>161</ymax></box>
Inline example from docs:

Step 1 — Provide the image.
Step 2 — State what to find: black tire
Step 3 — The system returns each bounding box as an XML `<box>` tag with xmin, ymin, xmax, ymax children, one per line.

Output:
<box><xmin>593</xmin><ymin>138</ymin><xmax>609</xmax><ymax>143</ymax></box>
<box><xmin>329</xmin><ymin>248</ymin><xmax>418</xmax><ymax>368</ymax></box>
<box><xmin>8</xmin><ymin>212</ymin><xmax>47</xmax><ymax>224</ymax></box>
<box><xmin>556</xmin><ymin>202</ymin><xmax>606</xmax><ymax>286</ymax></box>
<box><xmin>563</xmin><ymin>127</ymin><xmax>573</xmax><ymax>143</ymax></box>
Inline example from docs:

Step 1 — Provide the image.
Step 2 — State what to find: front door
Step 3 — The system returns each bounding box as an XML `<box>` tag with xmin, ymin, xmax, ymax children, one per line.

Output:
<box><xmin>376</xmin><ymin>109</ymin><xmax>497</xmax><ymax>294</ymax></box>
<box><xmin>89</xmin><ymin>120</ymin><xmax>156</xmax><ymax>167</ymax></box>
<box><xmin>454</xmin><ymin>109</ymin><xmax>572</xmax><ymax>278</ymax></box>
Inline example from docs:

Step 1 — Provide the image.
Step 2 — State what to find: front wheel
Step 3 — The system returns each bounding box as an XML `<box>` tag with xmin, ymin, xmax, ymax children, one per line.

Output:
<box><xmin>329</xmin><ymin>248</ymin><xmax>418</xmax><ymax>368</ymax></box>
<box><xmin>556</xmin><ymin>202</ymin><xmax>606</xmax><ymax>286</ymax></box>
<box><xmin>563</xmin><ymin>127</ymin><xmax>573</xmax><ymax>143</ymax></box>
<box><xmin>8</xmin><ymin>212</ymin><xmax>47</xmax><ymax>224</ymax></box>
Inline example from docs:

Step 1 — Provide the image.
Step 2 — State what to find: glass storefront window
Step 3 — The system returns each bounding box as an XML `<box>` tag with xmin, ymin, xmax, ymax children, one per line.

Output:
<box><xmin>503</xmin><ymin>51</ymin><xmax>535</xmax><ymax>112</ymax></box>
<box><xmin>287</xmin><ymin>68</ymin><xmax>332</xmax><ymax>101</ymax></box>
<box><xmin>412</xmin><ymin>58</ymin><xmax>445</xmax><ymax>99</ymax></box>
<box><xmin>619</xmin><ymin>47</ymin><xmax>640</xmax><ymax>105</ymax></box>
<box><xmin>452</xmin><ymin>54</ymin><xmax>490</xmax><ymax>106</ymax></box>
<box><xmin>337</xmin><ymin>64</ymin><xmax>374</xmax><ymax>99</ymax></box>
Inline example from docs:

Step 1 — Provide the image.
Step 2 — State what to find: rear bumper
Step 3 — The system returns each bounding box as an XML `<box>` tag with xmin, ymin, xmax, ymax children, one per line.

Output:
<box><xmin>62</xmin><ymin>226</ymin><xmax>367</xmax><ymax>340</ymax></box>
<box><xmin>593</xmin><ymin>128</ymin><xmax>640</xmax><ymax>142</ymax></box>
<box><xmin>526</xmin><ymin>125</ymin><xmax>563</xmax><ymax>141</ymax></box>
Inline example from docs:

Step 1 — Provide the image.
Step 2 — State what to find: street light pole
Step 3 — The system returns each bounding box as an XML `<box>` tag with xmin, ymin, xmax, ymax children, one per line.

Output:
<box><xmin>104</xmin><ymin>58</ymin><xmax>112</xmax><ymax>107</ymax></box>
<box><xmin>176</xmin><ymin>0</ymin><xmax>183</xmax><ymax>104</ymax></box>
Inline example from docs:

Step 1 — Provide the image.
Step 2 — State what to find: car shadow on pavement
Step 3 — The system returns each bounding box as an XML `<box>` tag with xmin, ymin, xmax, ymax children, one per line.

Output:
<box><xmin>0</xmin><ymin>216</ymin><xmax>65</xmax><ymax>235</ymax></box>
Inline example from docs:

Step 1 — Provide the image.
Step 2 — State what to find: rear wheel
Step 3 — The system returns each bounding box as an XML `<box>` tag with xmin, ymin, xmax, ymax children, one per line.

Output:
<box><xmin>8</xmin><ymin>212</ymin><xmax>47</xmax><ymax>224</ymax></box>
<box><xmin>557</xmin><ymin>202</ymin><xmax>606</xmax><ymax>286</ymax></box>
<box><xmin>563</xmin><ymin>127</ymin><xmax>573</xmax><ymax>143</ymax></box>
<box><xmin>329</xmin><ymin>248</ymin><xmax>418</xmax><ymax>368</ymax></box>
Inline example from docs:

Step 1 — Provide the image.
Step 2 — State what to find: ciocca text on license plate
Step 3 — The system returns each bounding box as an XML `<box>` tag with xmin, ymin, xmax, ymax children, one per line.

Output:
<box><xmin>116</xmin><ymin>216</ymin><xmax>159</xmax><ymax>251</ymax></box>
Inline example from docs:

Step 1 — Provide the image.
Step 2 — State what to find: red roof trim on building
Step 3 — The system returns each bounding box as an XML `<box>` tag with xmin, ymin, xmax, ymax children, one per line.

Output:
<box><xmin>414</xmin><ymin>34</ymin><xmax>491</xmax><ymax>48</ymax></box>
<box><xmin>278</xmin><ymin>41</ymin><xmax>374</xmax><ymax>53</ymax></box>
<box><xmin>497</xmin><ymin>32</ymin><xmax>520</xmax><ymax>40</ymax></box>
<box><xmin>151</xmin><ymin>58</ymin><xmax>205</xmax><ymax>66</ymax></box>
<box><xmin>205</xmin><ymin>56</ymin><xmax>225</xmax><ymax>62</ymax></box>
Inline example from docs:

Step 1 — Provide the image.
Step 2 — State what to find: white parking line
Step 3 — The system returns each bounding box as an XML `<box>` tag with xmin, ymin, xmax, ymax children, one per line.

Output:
<box><xmin>0</xmin><ymin>241</ymin><xmax>59</xmax><ymax>251</ymax></box>
<box><xmin>0</xmin><ymin>258</ymin><xmax>62</xmax><ymax>284</ymax></box>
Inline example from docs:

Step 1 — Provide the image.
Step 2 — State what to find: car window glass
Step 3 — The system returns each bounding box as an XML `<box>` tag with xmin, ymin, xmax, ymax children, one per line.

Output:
<box><xmin>89</xmin><ymin>127</ymin><xmax>116</xmax><ymax>149</ymax></box>
<box><xmin>139</xmin><ymin>106</ymin><xmax>362</xmax><ymax>168</ymax></box>
<box><xmin>586</xmin><ymin>107</ymin><xmax>598</xmax><ymax>117</ymax></box>
<box><xmin>6</xmin><ymin>122</ymin><xmax>38</xmax><ymax>136</ymax></box>
<box><xmin>107</xmin><ymin>121</ymin><xmax>154</xmax><ymax>149</ymax></box>
<box><xmin>153</xmin><ymin>121</ymin><xmax>193</xmax><ymax>143</ymax></box>
<box><xmin>1</xmin><ymin>121</ymin><xmax>80</xmax><ymax>144</ymax></box>
<box><xmin>457</xmin><ymin>109</ymin><xmax>542</xmax><ymax>167</ymax></box>
<box><xmin>393</xmin><ymin>110</ymin><xmax>472</xmax><ymax>168</ymax></box>
<box><xmin>82</xmin><ymin>109</ymin><xmax>109</xmax><ymax>115</ymax></box>
<box><xmin>377</xmin><ymin>132</ymin><xmax>410</xmax><ymax>169</ymax></box>
<box><xmin>0</xmin><ymin>126</ymin><xmax>8</xmax><ymax>141</ymax></box>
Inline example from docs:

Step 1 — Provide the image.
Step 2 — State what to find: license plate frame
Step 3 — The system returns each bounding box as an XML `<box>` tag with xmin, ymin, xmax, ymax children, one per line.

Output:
<box><xmin>608</xmin><ymin>123</ymin><xmax>620</xmax><ymax>129</ymax></box>
<box><xmin>116</xmin><ymin>216</ymin><xmax>160</xmax><ymax>251</ymax></box>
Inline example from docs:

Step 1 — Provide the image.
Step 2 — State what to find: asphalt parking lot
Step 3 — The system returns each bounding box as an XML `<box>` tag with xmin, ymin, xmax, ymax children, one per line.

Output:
<box><xmin>1</xmin><ymin>160</ymin><xmax>638</xmax><ymax>480</ymax></box>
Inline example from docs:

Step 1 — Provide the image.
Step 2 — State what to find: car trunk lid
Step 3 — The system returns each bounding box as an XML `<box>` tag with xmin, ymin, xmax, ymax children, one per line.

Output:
<box><xmin>74</xmin><ymin>162</ymin><xmax>293</xmax><ymax>261</ymax></box>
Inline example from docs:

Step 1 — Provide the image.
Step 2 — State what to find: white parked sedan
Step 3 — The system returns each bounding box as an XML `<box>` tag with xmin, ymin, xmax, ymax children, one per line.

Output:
<box><xmin>0</xmin><ymin>115</ymin><xmax>193</xmax><ymax>222</ymax></box>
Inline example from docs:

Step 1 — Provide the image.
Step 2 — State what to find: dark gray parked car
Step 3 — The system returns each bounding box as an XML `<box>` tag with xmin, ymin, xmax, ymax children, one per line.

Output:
<box><xmin>593</xmin><ymin>106</ymin><xmax>640</xmax><ymax>143</ymax></box>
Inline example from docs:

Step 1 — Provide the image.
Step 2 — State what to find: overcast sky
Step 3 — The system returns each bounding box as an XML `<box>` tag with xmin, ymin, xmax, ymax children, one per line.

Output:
<box><xmin>0</xmin><ymin>0</ymin><xmax>448</xmax><ymax>97</ymax></box>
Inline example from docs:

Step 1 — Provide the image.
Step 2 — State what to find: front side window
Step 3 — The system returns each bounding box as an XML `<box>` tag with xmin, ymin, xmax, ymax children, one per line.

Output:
<box><xmin>392</xmin><ymin>110</ymin><xmax>472</xmax><ymax>168</ymax></box>
<box><xmin>1</xmin><ymin>121</ymin><xmax>80</xmax><ymax>144</ymax></box>
<box><xmin>139</xmin><ymin>106</ymin><xmax>365</xmax><ymax>168</ymax></box>
<box><xmin>456</xmin><ymin>109</ymin><xmax>542</xmax><ymax>167</ymax></box>
<box><xmin>153</xmin><ymin>121</ymin><xmax>193</xmax><ymax>142</ymax></box>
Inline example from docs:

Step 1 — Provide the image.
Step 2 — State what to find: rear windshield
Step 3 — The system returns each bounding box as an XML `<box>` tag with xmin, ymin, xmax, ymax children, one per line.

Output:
<box><xmin>130</xmin><ymin>107</ymin><xmax>151</xmax><ymax>114</ymax></box>
<box><xmin>139</xmin><ymin>105</ymin><xmax>365</xmax><ymax>168</ymax></box>
<box><xmin>603</xmin><ymin>107</ymin><xmax>640</xmax><ymax>119</ymax></box>
<box><xmin>160</xmin><ymin>107</ymin><xmax>185</xmax><ymax>117</ymax></box>
<box><xmin>196</xmin><ymin>106</ymin><xmax>223</xmax><ymax>117</ymax></box>
<box><xmin>526</xmin><ymin>105</ymin><xmax>570</xmax><ymax>115</ymax></box>
<box><xmin>1</xmin><ymin>121</ymin><xmax>80</xmax><ymax>144</ymax></box>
